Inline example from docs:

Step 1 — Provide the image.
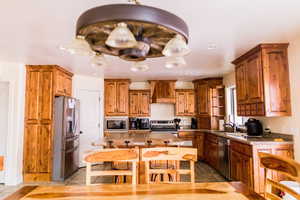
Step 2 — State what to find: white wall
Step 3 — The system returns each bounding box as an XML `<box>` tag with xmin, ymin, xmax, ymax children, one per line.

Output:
<box><xmin>0</xmin><ymin>82</ymin><xmax>9</xmax><ymax>183</ymax></box>
<box><xmin>0</xmin><ymin>62</ymin><xmax>26</xmax><ymax>185</ymax></box>
<box><xmin>223</xmin><ymin>38</ymin><xmax>300</xmax><ymax>161</ymax></box>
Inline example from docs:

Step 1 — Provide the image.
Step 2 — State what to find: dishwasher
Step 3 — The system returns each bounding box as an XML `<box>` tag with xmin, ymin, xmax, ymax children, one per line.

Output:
<box><xmin>218</xmin><ymin>137</ymin><xmax>231</xmax><ymax>180</ymax></box>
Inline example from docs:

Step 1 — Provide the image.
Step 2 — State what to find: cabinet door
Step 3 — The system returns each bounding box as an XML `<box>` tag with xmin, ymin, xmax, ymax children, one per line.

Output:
<box><xmin>263</xmin><ymin>48</ymin><xmax>291</xmax><ymax>116</ymax></box>
<box><xmin>195</xmin><ymin>134</ymin><xmax>204</xmax><ymax>160</ymax></box>
<box><xmin>64</xmin><ymin>75</ymin><xmax>72</xmax><ymax>96</ymax></box>
<box><xmin>198</xmin><ymin>84</ymin><xmax>210</xmax><ymax>115</ymax></box>
<box><xmin>186</xmin><ymin>91</ymin><xmax>195</xmax><ymax>115</ymax></box>
<box><xmin>246</xmin><ymin>53</ymin><xmax>264</xmax><ymax>103</ymax></box>
<box><xmin>230</xmin><ymin>150</ymin><xmax>243</xmax><ymax>181</ymax></box>
<box><xmin>23</xmin><ymin>124</ymin><xmax>52</xmax><ymax>173</ymax></box>
<box><xmin>241</xmin><ymin>154</ymin><xmax>253</xmax><ymax>188</ymax></box>
<box><xmin>25</xmin><ymin>70</ymin><xmax>41</xmax><ymax>123</ymax></box>
<box><xmin>54</xmin><ymin>71</ymin><xmax>65</xmax><ymax>96</ymax></box>
<box><xmin>116</xmin><ymin>81</ymin><xmax>129</xmax><ymax>115</ymax></box>
<box><xmin>129</xmin><ymin>91</ymin><xmax>140</xmax><ymax>116</ymax></box>
<box><xmin>140</xmin><ymin>91</ymin><xmax>150</xmax><ymax>116</ymax></box>
<box><xmin>176</xmin><ymin>92</ymin><xmax>186</xmax><ymax>115</ymax></box>
<box><xmin>105</xmin><ymin>82</ymin><xmax>117</xmax><ymax>115</ymax></box>
<box><xmin>235</xmin><ymin>62</ymin><xmax>248</xmax><ymax>104</ymax></box>
<box><xmin>40</xmin><ymin>70</ymin><xmax>54</xmax><ymax>122</ymax></box>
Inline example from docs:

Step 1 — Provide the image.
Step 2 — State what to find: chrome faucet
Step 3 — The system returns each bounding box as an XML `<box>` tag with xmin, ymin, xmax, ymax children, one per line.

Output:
<box><xmin>223</xmin><ymin>122</ymin><xmax>237</xmax><ymax>132</ymax></box>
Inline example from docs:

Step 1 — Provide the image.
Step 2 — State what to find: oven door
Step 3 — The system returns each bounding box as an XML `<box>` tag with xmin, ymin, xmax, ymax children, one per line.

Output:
<box><xmin>105</xmin><ymin>118</ymin><xmax>128</xmax><ymax>131</ymax></box>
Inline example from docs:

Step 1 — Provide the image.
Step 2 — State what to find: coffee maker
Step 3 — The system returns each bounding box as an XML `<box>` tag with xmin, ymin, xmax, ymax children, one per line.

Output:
<box><xmin>174</xmin><ymin>118</ymin><xmax>181</xmax><ymax>130</ymax></box>
<box><xmin>129</xmin><ymin>118</ymin><xmax>139</xmax><ymax>130</ymax></box>
<box><xmin>191</xmin><ymin>118</ymin><xmax>197</xmax><ymax>129</ymax></box>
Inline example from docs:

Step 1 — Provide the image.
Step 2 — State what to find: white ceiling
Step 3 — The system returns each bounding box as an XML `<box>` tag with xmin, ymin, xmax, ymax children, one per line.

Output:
<box><xmin>1</xmin><ymin>0</ymin><xmax>300</xmax><ymax>81</ymax></box>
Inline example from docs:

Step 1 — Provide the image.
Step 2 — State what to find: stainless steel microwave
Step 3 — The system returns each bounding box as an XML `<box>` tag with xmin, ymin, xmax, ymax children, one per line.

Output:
<box><xmin>104</xmin><ymin>118</ymin><xmax>128</xmax><ymax>131</ymax></box>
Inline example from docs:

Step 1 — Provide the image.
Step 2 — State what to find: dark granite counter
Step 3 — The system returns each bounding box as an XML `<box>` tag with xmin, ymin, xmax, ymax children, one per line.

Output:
<box><xmin>179</xmin><ymin>129</ymin><xmax>294</xmax><ymax>145</ymax></box>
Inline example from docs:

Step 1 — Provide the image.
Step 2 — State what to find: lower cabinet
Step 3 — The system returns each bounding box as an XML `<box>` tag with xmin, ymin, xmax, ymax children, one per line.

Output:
<box><xmin>204</xmin><ymin>134</ymin><xmax>218</xmax><ymax>168</ymax></box>
<box><xmin>230</xmin><ymin>148</ymin><xmax>253</xmax><ymax>188</ymax></box>
<box><xmin>193</xmin><ymin>132</ymin><xmax>205</xmax><ymax>160</ymax></box>
<box><xmin>230</xmin><ymin>140</ymin><xmax>294</xmax><ymax>195</ymax></box>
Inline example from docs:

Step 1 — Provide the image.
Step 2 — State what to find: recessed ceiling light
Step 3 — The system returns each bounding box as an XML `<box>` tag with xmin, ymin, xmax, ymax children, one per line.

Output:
<box><xmin>208</xmin><ymin>43</ymin><xmax>217</xmax><ymax>50</ymax></box>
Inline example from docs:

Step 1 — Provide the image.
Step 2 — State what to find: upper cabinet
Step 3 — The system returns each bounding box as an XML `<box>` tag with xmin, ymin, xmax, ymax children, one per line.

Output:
<box><xmin>104</xmin><ymin>79</ymin><xmax>130</xmax><ymax>116</ymax></box>
<box><xmin>175</xmin><ymin>89</ymin><xmax>195</xmax><ymax>116</ymax></box>
<box><xmin>54</xmin><ymin>68</ymin><xmax>73</xmax><ymax>97</ymax></box>
<box><xmin>233</xmin><ymin>44</ymin><xmax>291</xmax><ymax>117</ymax></box>
<box><xmin>129</xmin><ymin>90</ymin><xmax>151</xmax><ymax>117</ymax></box>
<box><xmin>194</xmin><ymin>78</ymin><xmax>225</xmax><ymax>130</ymax></box>
<box><xmin>149</xmin><ymin>80</ymin><xmax>176</xmax><ymax>104</ymax></box>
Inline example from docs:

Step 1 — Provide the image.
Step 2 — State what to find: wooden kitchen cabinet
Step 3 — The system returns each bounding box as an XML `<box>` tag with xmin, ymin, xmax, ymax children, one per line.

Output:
<box><xmin>193</xmin><ymin>132</ymin><xmax>205</xmax><ymax>160</ymax></box>
<box><xmin>230</xmin><ymin>140</ymin><xmax>294</xmax><ymax>195</ymax></box>
<box><xmin>230</xmin><ymin>141</ymin><xmax>253</xmax><ymax>188</ymax></box>
<box><xmin>104</xmin><ymin>79</ymin><xmax>130</xmax><ymax>116</ymax></box>
<box><xmin>129</xmin><ymin>90</ymin><xmax>150</xmax><ymax>117</ymax></box>
<box><xmin>175</xmin><ymin>89</ymin><xmax>195</xmax><ymax>116</ymax></box>
<box><xmin>54</xmin><ymin>68</ymin><xmax>73</xmax><ymax>97</ymax></box>
<box><xmin>24</xmin><ymin>65</ymin><xmax>73</xmax><ymax>182</ymax></box>
<box><xmin>204</xmin><ymin>134</ymin><xmax>219</xmax><ymax>168</ymax></box>
<box><xmin>233</xmin><ymin>43</ymin><xmax>291</xmax><ymax>117</ymax></box>
<box><xmin>193</xmin><ymin>78</ymin><xmax>225</xmax><ymax>130</ymax></box>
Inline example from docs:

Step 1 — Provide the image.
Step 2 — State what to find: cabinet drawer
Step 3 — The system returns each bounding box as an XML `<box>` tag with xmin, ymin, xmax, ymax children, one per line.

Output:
<box><xmin>231</xmin><ymin>141</ymin><xmax>252</xmax><ymax>156</ymax></box>
<box><xmin>178</xmin><ymin>131</ymin><xmax>194</xmax><ymax>139</ymax></box>
<box><xmin>206</xmin><ymin>134</ymin><xmax>218</xmax><ymax>144</ymax></box>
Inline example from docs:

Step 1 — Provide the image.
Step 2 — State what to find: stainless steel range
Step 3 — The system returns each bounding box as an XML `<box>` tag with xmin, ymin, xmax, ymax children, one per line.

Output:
<box><xmin>150</xmin><ymin>120</ymin><xmax>177</xmax><ymax>132</ymax></box>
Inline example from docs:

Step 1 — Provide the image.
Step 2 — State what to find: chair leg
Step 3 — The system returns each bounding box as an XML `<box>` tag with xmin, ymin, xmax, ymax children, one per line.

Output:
<box><xmin>190</xmin><ymin>161</ymin><xmax>195</xmax><ymax>183</ymax></box>
<box><xmin>86</xmin><ymin>163</ymin><xmax>92</xmax><ymax>185</ymax></box>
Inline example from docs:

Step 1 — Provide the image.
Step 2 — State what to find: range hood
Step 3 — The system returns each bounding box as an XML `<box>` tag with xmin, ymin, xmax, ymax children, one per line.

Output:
<box><xmin>149</xmin><ymin>80</ymin><xmax>176</xmax><ymax>104</ymax></box>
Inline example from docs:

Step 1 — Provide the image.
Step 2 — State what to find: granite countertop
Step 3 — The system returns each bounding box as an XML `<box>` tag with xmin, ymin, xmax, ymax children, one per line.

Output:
<box><xmin>95</xmin><ymin>132</ymin><xmax>193</xmax><ymax>147</ymax></box>
<box><xmin>184</xmin><ymin>129</ymin><xmax>293</xmax><ymax>145</ymax></box>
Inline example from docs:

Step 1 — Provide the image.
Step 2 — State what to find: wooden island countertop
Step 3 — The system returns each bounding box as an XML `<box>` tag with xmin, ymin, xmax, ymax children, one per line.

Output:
<box><xmin>4</xmin><ymin>182</ymin><xmax>264</xmax><ymax>200</ymax></box>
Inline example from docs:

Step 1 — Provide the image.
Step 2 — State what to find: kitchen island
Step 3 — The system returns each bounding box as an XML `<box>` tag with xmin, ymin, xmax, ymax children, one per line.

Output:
<box><xmin>93</xmin><ymin>132</ymin><xmax>194</xmax><ymax>184</ymax></box>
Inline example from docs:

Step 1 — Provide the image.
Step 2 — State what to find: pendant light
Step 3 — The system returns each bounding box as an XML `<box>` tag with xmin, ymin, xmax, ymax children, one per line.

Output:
<box><xmin>105</xmin><ymin>22</ymin><xmax>137</xmax><ymax>48</ymax></box>
<box><xmin>130</xmin><ymin>62</ymin><xmax>149</xmax><ymax>72</ymax></box>
<box><xmin>162</xmin><ymin>34</ymin><xmax>190</xmax><ymax>57</ymax></box>
<box><xmin>165</xmin><ymin>57</ymin><xmax>186</xmax><ymax>69</ymax></box>
<box><xmin>60</xmin><ymin>36</ymin><xmax>94</xmax><ymax>56</ymax></box>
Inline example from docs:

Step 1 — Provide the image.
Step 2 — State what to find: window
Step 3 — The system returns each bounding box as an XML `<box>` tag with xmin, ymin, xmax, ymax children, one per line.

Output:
<box><xmin>227</xmin><ymin>86</ymin><xmax>246</xmax><ymax>126</ymax></box>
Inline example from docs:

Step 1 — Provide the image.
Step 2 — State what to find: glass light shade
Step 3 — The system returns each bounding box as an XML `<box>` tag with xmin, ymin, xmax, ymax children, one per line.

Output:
<box><xmin>162</xmin><ymin>34</ymin><xmax>190</xmax><ymax>57</ymax></box>
<box><xmin>91</xmin><ymin>54</ymin><xmax>107</xmax><ymax>67</ymax></box>
<box><xmin>130</xmin><ymin>62</ymin><xmax>149</xmax><ymax>72</ymax></box>
<box><xmin>105</xmin><ymin>22</ymin><xmax>137</xmax><ymax>48</ymax></box>
<box><xmin>60</xmin><ymin>36</ymin><xmax>95</xmax><ymax>56</ymax></box>
<box><xmin>165</xmin><ymin>57</ymin><xmax>186</xmax><ymax>69</ymax></box>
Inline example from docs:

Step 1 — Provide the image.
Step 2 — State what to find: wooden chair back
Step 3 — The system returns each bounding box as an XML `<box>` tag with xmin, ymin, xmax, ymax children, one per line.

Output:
<box><xmin>141</xmin><ymin>147</ymin><xmax>197</xmax><ymax>183</ymax></box>
<box><xmin>84</xmin><ymin>148</ymin><xmax>139</xmax><ymax>185</ymax></box>
<box><xmin>259</xmin><ymin>152</ymin><xmax>300</xmax><ymax>200</ymax></box>
<box><xmin>0</xmin><ymin>156</ymin><xmax>3</xmax><ymax>171</ymax></box>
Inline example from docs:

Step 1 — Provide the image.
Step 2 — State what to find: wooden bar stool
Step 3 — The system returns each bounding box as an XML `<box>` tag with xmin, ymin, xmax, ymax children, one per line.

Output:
<box><xmin>84</xmin><ymin>148</ymin><xmax>139</xmax><ymax>185</ymax></box>
<box><xmin>141</xmin><ymin>147</ymin><xmax>197</xmax><ymax>183</ymax></box>
<box><xmin>259</xmin><ymin>152</ymin><xmax>300</xmax><ymax>200</ymax></box>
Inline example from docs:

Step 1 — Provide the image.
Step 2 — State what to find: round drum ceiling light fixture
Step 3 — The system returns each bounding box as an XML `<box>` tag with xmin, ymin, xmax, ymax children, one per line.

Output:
<box><xmin>74</xmin><ymin>0</ymin><xmax>190</xmax><ymax>63</ymax></box>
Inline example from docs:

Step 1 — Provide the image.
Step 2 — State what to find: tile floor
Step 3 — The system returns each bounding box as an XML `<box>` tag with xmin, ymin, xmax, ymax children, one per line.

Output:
<box><xmin>0</xmin><ymin>161</ymin><xmax>225</xmax><ymax>199</ymax></box>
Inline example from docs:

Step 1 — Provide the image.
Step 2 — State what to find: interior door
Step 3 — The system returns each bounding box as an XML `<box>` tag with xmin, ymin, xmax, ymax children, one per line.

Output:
<box><xmin>77</xmin><ymin>89</ymin><xmax>101</xmax><ymax>167</ymax></box>
<box><xmin>0</xmin><ymin>82</ymin><xmax>9</xmax><ymax>183</ymax></box>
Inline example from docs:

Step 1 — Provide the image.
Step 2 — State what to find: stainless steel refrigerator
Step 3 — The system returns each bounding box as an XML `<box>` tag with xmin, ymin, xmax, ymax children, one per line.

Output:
<box><xmin>52</xmin><ymin>96</ymin><xmax>80</xmax><ymax>181</ymax></box>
